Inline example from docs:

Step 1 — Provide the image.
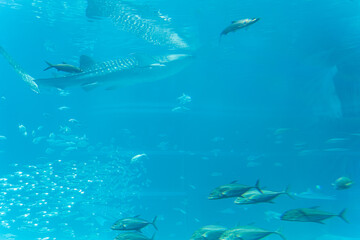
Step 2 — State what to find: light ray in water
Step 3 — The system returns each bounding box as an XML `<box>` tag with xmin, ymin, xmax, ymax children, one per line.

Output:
<box><xmin>86</xmin><ymin>0</ymin><xmax>190</xmax><ymax>49</ymax></box>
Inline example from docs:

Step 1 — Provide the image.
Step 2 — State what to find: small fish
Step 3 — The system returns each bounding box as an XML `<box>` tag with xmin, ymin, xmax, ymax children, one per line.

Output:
<box><xmin>281</xmin><ymin>207</ymin><xmax>348</xmax><ymax>224</ymax></box>
<box><xmin>220</xmin><ymin>18</ymin><xmax>260</xmax><ymax>41</ymax></box>
<box><xmin>219</xmin><ymin>226</ymin><xmax>286</xmax><ymax>240</ymax></box>
<box><xmin>44</xmin><ymin>61</ymin><xmax>82</xmax><ymax>73</ymax></box>
<box><xmin>68</xmin><ymin>119</ymin><xmax>79</xmax><ymax>124</ymax></box>
<box><xmin>18</xmin><ymin>124</ymin><xmax>27</xmax><ymax>136</ymax></box>
<box><xmin>332</xmin><ymin>177</ymin><xmax>354</xmax><ymax>190</ymax></box>
<box><xmin>177</xmin><ymin>93</ymin><xmax>191</xmax><ymax>105</ymax></box>
<box><xmin>191</xmin><ymin>225</ymin><xmax>228</xmax><ymax>240</ymax></box>
<box><xmin>58</xmin><ymin>106</ymin><xmax>70</xmax><ymax>111</ymax></box>
<box><xmin>208</xmin><ymin>180</ymin><xmax>262</xmax><ymax>200</ymax></box>
<box><xmin>111</xmin><ymin>216</ymin><xmax>157</xmax><ymax>231</ymax></box>
<box><xmin>131</xmin><ymin>154</ymin><xmax>148</xmax><ymax>163</ymax></box>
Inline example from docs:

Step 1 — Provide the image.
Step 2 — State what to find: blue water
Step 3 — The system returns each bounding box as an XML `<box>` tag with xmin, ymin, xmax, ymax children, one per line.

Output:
<box><xmin>0</xmin><ymin>0</ymin><xmax>359</xmax><ymax>239</ymax></box>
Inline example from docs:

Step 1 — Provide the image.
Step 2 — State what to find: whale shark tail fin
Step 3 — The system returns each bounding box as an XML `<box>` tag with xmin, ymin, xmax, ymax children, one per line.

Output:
<box><xmin>0</xmin><ymin>46</ymin><xmax>40</xmax><ymax>93</ymax></box>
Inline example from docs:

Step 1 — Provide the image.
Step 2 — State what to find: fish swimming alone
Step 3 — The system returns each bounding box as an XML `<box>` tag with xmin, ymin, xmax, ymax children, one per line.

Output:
<box><xmin>111</xmin><ymin>216</ymin><xmax>157</xmax><ymax>231</ymax></box>
<box><xmin>281</xmin><ymin>207</ymin><xmax>349</xmax><ymax>224</ymax></box>
<box><xmin>219</xmin><ymin>225</ymin><xmax>286</xmax><ymax>240</ymax></box>
<box><xmin>332</xmin><ymin>177</ymin><xmax>354</xmax><ymax>190</ymax></box>
<box><xmin>0</xmin><ymin>46</ymin><xmax>193</xmax><ymax>93</ymax></box>
<box><xmin>208</xmin><ymin>180</ymin><xmax>262</xmax><ymax>200</ymax></box>
<box><xmin>220</xmin><ymin>18</ymin><xmax>260</xmax><ymax>41</ymax></box>
<box><xmin>44</xmin><ymin>61</ymin><xmax>83</xmax><ymax>73</ymax></box>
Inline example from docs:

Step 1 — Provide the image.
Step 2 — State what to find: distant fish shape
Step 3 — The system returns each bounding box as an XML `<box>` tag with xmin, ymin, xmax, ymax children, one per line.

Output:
<box><xmin>111</xmin><ymin>216</ymin><xmax>157</xmax><ymax>231</ymax></box>
<box><xmin>43</xmin><ymin>61</ymin><xmax>83</xmax><ymax>73</ymax></box>
<box><xmin>281</xmin><ymin>207</ymin><xmax>349</xmax><ymax>224</ymax></box>
<box><xmin>131</xmin><ymin>154</ymin><xmax>148</xmax><ymax>163</ymax></box>
<box><xmin>332</xmin><ymin>177</ymin><xmax>354</xmax><ymax>190</ymax></box>
<box><xmin>220</xmin><ymin>18</ymin><xmax>260</xmax><ymax>42</ymax></box>
<box><xmin>293</xmin><ymin>188</ymin><xmax>336</xmax><ymax>200</ymax></box>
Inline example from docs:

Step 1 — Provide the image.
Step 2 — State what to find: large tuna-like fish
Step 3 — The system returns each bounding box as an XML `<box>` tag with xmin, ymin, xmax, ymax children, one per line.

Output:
<box><xmin>208</xmin><ymin>180</ymin><xmax>262</xmax><ymax>200</ymax></box>
<box><xmin>281</xmin><ymin>207</ymin><xmax>349</xmax><ymax>224</ymax></box>
<box><xmin>0</xmin><ymin>46</ymin><xmax>192</xmax><ymax>93</ymax></box>
<box><xmin>219</xmin><ymin>225</ymin><xmax>286</xmax><ymax>240</ymax></box>
<box><xmin>111</xmin><ymin>216</ymin><xmax>157</xmax><ymax>231</ymax></box>
<box><xmin>234</xmin><ymin>187</ymin><xmax>293</xmax><ymax>205</ymax></box>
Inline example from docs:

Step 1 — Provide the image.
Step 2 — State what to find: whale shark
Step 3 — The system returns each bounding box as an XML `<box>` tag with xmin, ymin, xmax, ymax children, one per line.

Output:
<box><xmin>0</xmin><ymin>46</ymin><xmax>192</xmax><ymax>93</ymax></box>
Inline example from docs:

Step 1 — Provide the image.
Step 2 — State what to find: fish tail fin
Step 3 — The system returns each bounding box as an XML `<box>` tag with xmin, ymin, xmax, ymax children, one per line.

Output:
<box><xmin>43</xmin><ymin>61</ymin><xmax>54</xmax><ymax>71</ymax></box>
<box><xmin>0</xmin><ymin>46</ymin><xmax>39</xmax><ymax>93</ymax></box>
<box><xmin>151</xmin><ymin>233</ymin><xmax>156</xmax><ymax>240</ymax></box>
<box><xmin>284</xmin><ymin>186</ymin><xmax>295</xmax><ymax>199</ymax></box>
<box><xmin>218</xmin><ymin>34</ymin><xmax>223</xmax><ymax>46</ymax></box>
<box><xmin>275</xmin><ymin>227</ymin><xmax>287</xmax><ymax>240</ymax></box>
<box><xmin>152</xmin><ymin>216</ymin><xmax>158</xmax><ymax>230</ymax></box>
<box><xmin>255</xmin><ymin>179</ymin><xmax>263</xmax><ymax>193</ymax></box>
<box><xmin>338</xmin><ymin>208</ymin><xmax>349</xmax><ymax>223</ymax></box>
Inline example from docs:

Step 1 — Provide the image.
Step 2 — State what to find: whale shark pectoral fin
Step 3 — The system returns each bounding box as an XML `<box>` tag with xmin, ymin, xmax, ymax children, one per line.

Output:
<box><xmin>81</xmin><ymin>82</ymin><xmax>99</xmax><ymax>91</ymax></box>
<box><xmin>80</xmin><ymin>55</ymin><xmax>96</xmax><ymax>70</ymax></box>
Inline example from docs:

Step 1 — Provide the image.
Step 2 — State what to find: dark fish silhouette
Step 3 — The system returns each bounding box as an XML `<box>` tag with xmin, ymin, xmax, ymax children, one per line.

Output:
<box><xmin>44</xmin><ymin>61</ymin><xmax>83</xmax><ymax>73</ymax></box>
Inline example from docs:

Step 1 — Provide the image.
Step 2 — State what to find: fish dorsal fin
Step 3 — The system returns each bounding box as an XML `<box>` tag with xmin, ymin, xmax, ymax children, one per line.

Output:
<box><xmin>62</xmin><ymin>62</ymin><xmax>67</xmax><ymax>64</ymax></box>
<box><xmin>309</xmin><ymin>206</ymin><xmax>320</xmax><ymax>209</ymax></box>
<box><xmin>133</xmin><ymin>215</ymin><xmax>140</xmax><ymax>218</ymax></box>
<box><xmin>230</xmin><ymin>180</ymin><xmax>237</xmax><ymax>184</ymax></box>
<box><xmin>232</xmin><ymin>21</ymin><xmax>237</xmax><ymax>24</ymax></box>
<box><xmin>80</xmin><ymin>55</ymin><xmax>96</xmax><ymax>70</ymax></box>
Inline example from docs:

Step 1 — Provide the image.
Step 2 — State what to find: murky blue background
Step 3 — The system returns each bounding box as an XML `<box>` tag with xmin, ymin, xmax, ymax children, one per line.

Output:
<box><xmin>0</xmin><ymin>0</ymin><xmax>359</xmax><ymax>239</ymax></box>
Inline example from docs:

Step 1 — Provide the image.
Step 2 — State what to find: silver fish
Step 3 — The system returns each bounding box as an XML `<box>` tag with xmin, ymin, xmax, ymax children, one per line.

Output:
<box><xmin>220</xmin><ymin>18</ymin><xmax>260</xmax><ymax>41</ymax></box>
<box><xmin>111</xmin><ymin>216</ymin><xmax>157</xmax><ymax>231</ymax></box>
<box><xmin>234</xmin><ymin>187</ymin><xmax>293</xmax><ymax>205</ymax></box>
